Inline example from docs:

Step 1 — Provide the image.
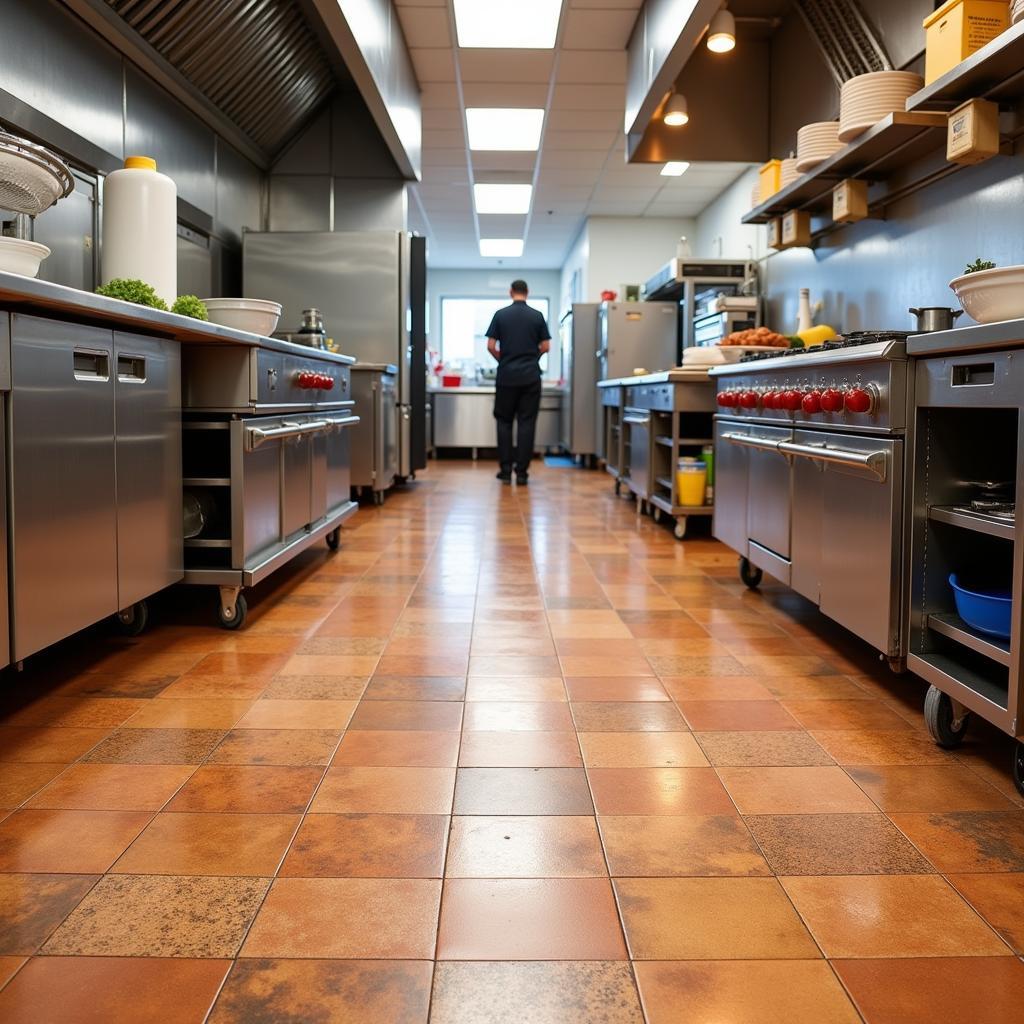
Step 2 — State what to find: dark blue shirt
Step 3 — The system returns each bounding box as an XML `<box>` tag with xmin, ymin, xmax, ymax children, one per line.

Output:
<box><xmin>486</xmin><ymin>300</ymin><xmax>551</xmax><ymax>386</ymax></box>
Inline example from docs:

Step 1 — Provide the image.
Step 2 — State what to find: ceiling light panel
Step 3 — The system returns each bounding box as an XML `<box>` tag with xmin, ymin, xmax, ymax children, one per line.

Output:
<box><xmin>661</xmin><ymin>162</ymin><xmax>691</xmax><ymax>176</ymax></box>
<box><xmin>455</xmin><ymin>0</ymin><xmax>563</xmax><ymax>48</ymax></box>
<box><xmin>480</xmin><ymin>239</ymin><xmax>525</xmax><ymax>257</ymax></box>
<box><xmin>466</xmin><ymin>108</ymin><xmax>545</xmax><ymax>151</ymax></box>
<box><xmin>474</xmin><ymin>184</ymin><xmax>533</xmax><ymax>214</ymax></box>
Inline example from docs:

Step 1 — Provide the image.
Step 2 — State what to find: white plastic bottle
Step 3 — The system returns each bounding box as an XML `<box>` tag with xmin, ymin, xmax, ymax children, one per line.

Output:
<box><xmin>102</xmin><ymin>156</ymin><xmax>177</xmax><ymax>307</ymax></box>
<box><xmin>797</xmin><ymin>287</ymin><xmax>813</xmax><ymax>334</ymax></box>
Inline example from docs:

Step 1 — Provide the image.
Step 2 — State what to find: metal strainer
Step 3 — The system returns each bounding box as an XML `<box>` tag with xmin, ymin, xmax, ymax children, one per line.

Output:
<box><xmin>0</xmin><ymin>130</ymin><xmax>74</xmax><ymax>216</ymax></box>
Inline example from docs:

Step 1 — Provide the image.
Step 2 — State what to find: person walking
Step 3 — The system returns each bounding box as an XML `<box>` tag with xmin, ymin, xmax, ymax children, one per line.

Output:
<box><xmin>486</xmin><ymin>279</ymin><xmax>552</xmax><ymax>485</ymax></box>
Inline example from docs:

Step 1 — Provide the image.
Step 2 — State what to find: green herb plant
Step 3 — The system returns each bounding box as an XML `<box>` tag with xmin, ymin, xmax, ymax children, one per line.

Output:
<box><xmin>171</xmin><ymin>295</ymin><xmax>208</xmax><ymax>320</ymax></box>
<box><xmin>964</xmin><ymin>258</ymin><xmax>997</xmax><ymax>275</ymax></box>
<box><xmin>95</xmin><ymin>278</ymin><xmax>168</xmax><ymax>310</ymax></box>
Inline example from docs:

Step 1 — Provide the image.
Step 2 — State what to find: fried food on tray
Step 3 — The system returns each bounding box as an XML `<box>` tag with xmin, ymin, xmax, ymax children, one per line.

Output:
<box><xmin>720</xmin><ymin>327</ymin><xmax>790</xmax><ymax>348</ymax></box>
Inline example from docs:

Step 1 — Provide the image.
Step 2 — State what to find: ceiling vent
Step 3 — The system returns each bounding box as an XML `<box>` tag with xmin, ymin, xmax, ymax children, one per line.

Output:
<box><xmin>794</xmin><ymin>0</ymin><xmax>893</xmax><ymax>85</ymax></box>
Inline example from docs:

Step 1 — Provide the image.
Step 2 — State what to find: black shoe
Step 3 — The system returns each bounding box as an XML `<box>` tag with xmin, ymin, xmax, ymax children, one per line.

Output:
<box><xmin>496</xmin><ymin>471</ymin><xmax>512</xmax><ymax>483</ymax></box>
<box><xmin>516</xmin><ymin>474</ymin><xmax>529</xmax><ymax>486</ymax></box>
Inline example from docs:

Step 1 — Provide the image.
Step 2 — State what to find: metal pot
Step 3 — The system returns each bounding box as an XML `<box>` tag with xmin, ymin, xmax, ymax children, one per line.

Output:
<box><xmin>909</xmin><ymin>306</ymin><xmax>963</xmax><ymax>333</ymax></box>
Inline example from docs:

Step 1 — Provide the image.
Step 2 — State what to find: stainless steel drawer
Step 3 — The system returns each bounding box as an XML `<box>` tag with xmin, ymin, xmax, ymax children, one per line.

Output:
<box><xmin>916</xmin><ymin>349</ymin><xmax>1023</xmax><ymax>408</ymax></box>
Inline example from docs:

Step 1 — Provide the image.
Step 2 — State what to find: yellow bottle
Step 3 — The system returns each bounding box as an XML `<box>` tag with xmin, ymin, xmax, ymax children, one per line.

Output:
<box><xmin>797</xmin><ymin>324</ymin><xmax>837</xmax><ymax>348</ymax></box>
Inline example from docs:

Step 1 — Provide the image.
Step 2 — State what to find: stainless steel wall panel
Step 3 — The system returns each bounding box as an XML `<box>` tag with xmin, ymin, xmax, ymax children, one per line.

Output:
<box><xmin>268</xmin><ymin>177</ymin><xmax>332</xmax><ymax>232</ymax></box>
<box><xmin>216</xmin><ymin>139</ymin><xmax>265</xmax><ymax>246</ymax></box>
<box><xmin>34</xmin><ymin>175</ymin><xmax>98</xmax><ymax>293</ymax></box>
<box><xmin>273</xmin><ymin>107</ymin><xmax>332</xmax><ymax>175</ymax></box>
<box><xmin>331</xmin><ymin>92</ymin><xmax>402</xmax><ymax>178</ymax></box>
<box><xmin>333</xmin><ymin>180</ymin><xmax>407</xmax><ymax>233</ymax></box>
<box><xmin>177</xmin><ymin>232</ymin><xmax>213</xmax><ymax>300</ymax></box>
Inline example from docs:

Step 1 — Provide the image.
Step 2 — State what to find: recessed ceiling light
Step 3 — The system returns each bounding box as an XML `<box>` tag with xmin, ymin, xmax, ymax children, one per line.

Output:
<box><xmin>663</xmin><ymin>94</ymin><xmax>689</xmax><ymax>127</ymax></box>
<box><xmin>661</xmin><ymin>162</ymin><xmax>691</xmax><ymax>176</ymax></box>
<box><xmin>707</xmin><ymin>8</ymin><xmax>736</xmax><ymax>53</ymax></box>
<box><xmin>473</xmin><ymin>183</ymin><xmax>533</xmax><ymax>214</ymax></box>
<box><xmin>480</xmin><ymin>239</ymin><xmax>525</xmax><ymax>257</ymax></box>
<box><xmin>454</xmin><ymin>0</ymin><xmax>563</xmax><ymax>48</ymax></box>
<box><xmin>466</xmin><ymin>109</ymin><xmax>544</xmax><ymax>151</ymax></box>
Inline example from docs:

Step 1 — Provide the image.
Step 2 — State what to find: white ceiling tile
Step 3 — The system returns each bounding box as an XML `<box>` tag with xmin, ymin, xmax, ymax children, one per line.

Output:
<box><xmin>536</xmin><ymin>167</ymin><xmax>602</xmax><ymax>185</ymax></box>
<box><xmin>535</xmin><ymin>184</ymin><xmax>594</xmax><ymax>200</ymax></box>
<box><xmin>561</xmin><ymin>9</ymin><xmax>639</xmax><ymax>49</ymax></box>
<box><xmin>458</xmin><ymin>49</ymin><xmax>555</xmax><ymax>83</ymax></box>
<box><xmin>556</xmin><ymin>50</ymin><xmax>627</xmax><ymax>84</ymax></box>
<box><xmin>551</xmin><ymin>84</ymin><xmax>623</xmax><ymax>110</ymax></box>
<box><xmin>478</xmin><ymin>213</ymin><xmax>528</xmax><ymax>236</ymax></box>
<box><xmin>471</xmin><ymin>152</ymin><xmax>537</xmax><ymax>172</ymax></box>
<box><xmin>422</xmin><ymin>108</ymin><xmax>465</xmax><ymax>131</ymax></box>
<box><xmin>395</xmin><ymin>7</ymin><xmax>451</xmax><ymax>47</ymax></box>
<box><xmin>473</xmin><ymin>169</ymin><xmax>534</xmax><ymax>185</ymax></box>
<box><xmin>585</xmin><ymin>201</ymin><xmax>650</xmax><ymax>215</ymax></box>
<box><xmin>428</xmin><ymin>129</ymin><xmax>466</xmax><ymax>149</ymax></box>
<box><xmin>569</xmin><ymin>0</ymin><xmax>642</xmax><ymax>7</ymax></box>
<box><xmin>544</xmin><ymin>129</ymin><xmax>619</xmax><ymax>150</ymax></box>
<box><xmin>461</xmin><ymin>83</ymin><xmax>550</xmax><ymax>107</ymax></box>
<box><xmin>545</xmin><ymin>109</ymin><xmax>621</xmax><ymax>131</ymax></box>
<box><xmin>538</xmin><ymin>149</ymin><xmax>607</xmax><ymax>170</ymax></box>
<box><xmin>421</xmin><ymin>148</ymin><xmax>470</xmax><ymax>167</ymax></box>
<box><xmin>591</xmin><ymin>186</ymin><xmax>659</xmax><ymax>202</ymax></box>
<box><xmin>410</xmin><ymin>48</ymin><xmax>457</xmax><ymax>82</ymax></box>
<box><xmin>420</xmin><ymin>83</ymin><xmax>460</xmax><ymax>108</ymax></box>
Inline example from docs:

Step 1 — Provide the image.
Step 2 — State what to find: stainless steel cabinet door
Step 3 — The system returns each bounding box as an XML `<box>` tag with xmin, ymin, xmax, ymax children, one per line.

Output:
<box><xmin>381</xmin><ymin>377</ymin><xmax>398</xmax><ymax>484</ymax></box>
<box><xmin>10</xmin><ymin>315</ymin><xmax>117</xmax><ymax>660</ymax></box>
<box><xmin>713</xmin><ymin>420</ymin><xmax>750</xmax><ymax>556</ymax></box>
<box><xmin>114</xmin><ymin>334</ymin><xmax>183</xmax><ymax>607</ymax></box>
<box><xmin>326</xmin><ymin>421</ymin><xmax>353</xmax><ymax>514</ymax></box>
<box><xmin>282</xmin><ymin>433</ymin><xmax>314</xmax><ymax>538</ymax></box>
<box><xmin>746</xmin><ymin>425</ymin><xmax>793</xmax><ymax>560</ymax></box>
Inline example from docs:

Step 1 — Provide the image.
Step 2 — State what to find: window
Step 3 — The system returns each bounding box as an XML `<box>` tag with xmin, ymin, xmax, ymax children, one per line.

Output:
<box><xmin>440</xmin><ymin>296</ymin><xmax>553</xmax><ymax>376</ymax></box>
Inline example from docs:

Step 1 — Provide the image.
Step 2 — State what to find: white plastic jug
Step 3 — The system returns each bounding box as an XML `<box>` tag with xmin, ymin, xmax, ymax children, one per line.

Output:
<box><xmin>102</xmin><ymin>156</ymin><xmax>177</xmax><ymax>307</ymax></box>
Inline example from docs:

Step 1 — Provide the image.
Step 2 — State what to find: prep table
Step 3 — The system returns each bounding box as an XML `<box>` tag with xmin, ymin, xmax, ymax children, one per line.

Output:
<box><xmin>429</xmin><ymin>385</ymin><xmax>563</xmax><ymax>456</ymax></box>
<box><xmin>350</xmin><ymin>363</ymin><xmax>398</xmax><ymax>505</ymax></box>
<box><xmin>598</xmin><ymin>369</ymin><xmax>716</xmax><ymax>539</ymax></box>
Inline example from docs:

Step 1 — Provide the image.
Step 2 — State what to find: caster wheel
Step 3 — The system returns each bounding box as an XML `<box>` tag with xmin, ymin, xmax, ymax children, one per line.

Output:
<box><xmin>924</xmin><ymin>685</ymin><xmax>969</xmax><ymax>749</ymax></box>
<box><xmin>1013</xmin><ymin>742</ymin><xmax>1024</xmax><ymax>798</ymax></box>
<box><xmin>674</xmin><ymin>519</ymin><xmax>687</xmax><ymax>540</ymax></box>
<box><xmin>652</xmin><ymin>507</ymin><xmax>662</xmax><ymax>523</ymax></box>
<box><xmin>739</xmin><ymin>557</ymin><xmax>763</xmax><ymax>589</ymax></box>
<box><xmin>115</xmin><ymin>600</ymin><xmax>149</xmax><ymax>637</ymax></box>
<box><xmin>374</xmin><ymin>491</ymin><xmax>385</xmax><ymax>507</ymax></box>
<box><xmin>326</xmin><ymin>528</ymin><xmax>341</xmax><ymax>551</ymax></box>
<box><xmin>217</xmin><ymin>593</ymin><xmax>247</xmax><ymax>631</ymax></box>
<box><xmin>614</xmin><ymin>480</ymin><xmax>622</xmax><ymax>496</ymax></box>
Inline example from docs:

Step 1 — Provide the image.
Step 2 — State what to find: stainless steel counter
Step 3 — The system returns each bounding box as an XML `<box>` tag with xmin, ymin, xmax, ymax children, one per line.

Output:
<box><xmin>906</xmin><ymin>317</ymin><xmax>1024</xmax><ymax>356</ymax></box>
<box><xmin>430</xmin><ymin>387</ymin><xmax>564</xmax><ymax>451</ymax></box>
<box><xmin>598</xmin><ymin>369</ymin><xmax>711</xmax><ymax>387</ymax></box>
<box><xmin>0</xmin><ymin>272</ymin><xmax>355</xmax><ymax>364</ymax></box>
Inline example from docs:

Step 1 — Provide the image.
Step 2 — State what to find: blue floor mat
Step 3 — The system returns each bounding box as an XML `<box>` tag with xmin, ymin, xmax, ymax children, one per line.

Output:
<box><xmin>543</xmin><ymin>455</ymin><xmax>576</xmax><ymax>467</ymax></box>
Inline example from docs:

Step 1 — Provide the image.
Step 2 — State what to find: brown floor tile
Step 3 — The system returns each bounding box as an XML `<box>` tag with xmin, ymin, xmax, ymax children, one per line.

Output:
<box><xmin>333</xmin><ymin>730</ymin><xmax>460</xmax><ymax>767</ymax></box>
<box><xmin>157</xmin><ymin>673</ymin><xmax>269</xmax><ymax>699</ymax></box>
<box><xmin>463</xmin><ymin>701</ymin><xmax>574</xmax><ymax>732</ymax></box>
<box><xmin>209</xmin><ymin>959</ymin><xmax>433</xmax><ymax>1023</ymax></box>
<box><xmin>209</xmin><ymin>728</ymin><xmax>340</xmax><ymax>766</ymax></box>
<box><xmin>760</xmin><ymin>675</ymin><xmax>869</xmax><ymax>700</ymax></box>
<box><xmin>780</xmin><ymin>874</ymin><xmax>1009</xmax><ymax>957</ymax></box>
<box><xmin>600</xmin><ymin>815</ymin><xmax>770</xmax><ymax>877</ymax></box>
<box><xmin>563</xmin><ymin>678</ymin><xmax>670</xmax><ymax>702</ymax></box>
<box><xmin>834</xmin><ymin>957</ymin><xmax>1024</xmax><ymax>1024</ymax></box>
<box><xmin>783</xmin><ymin>699</ymin><xmax>913</xmax><ymax>731</ymax></box>
<box><xmin>112</xmin><ymin>811</ymin><xmax>298</xmax><ymax>875</ymax></box>
<box><xmin>437</xmin><ymin>878</ymin><xmax>626</xmax><ymax>960</ymax></box>
<box><xmin>261</xmin><ymin>674</ymin><xmax>368</xmax><ymax>700</ymax></box>
<box><xmin>312</xmin><ymin>766</ymin><xmax>456</xmax><ymax>814</ymax></box>
<box><xmin>42</xmin><ymin>874</ymin><xmax>269</xmax><ymax>956</ymax></box>
<box><xmin>458</xmin><ymin>732</ymin><xmax>582</xmax><ymax>768</ymax></box>
<box><xmin>615</xmin><ymin>877</ymin><xmax>818</xmax><ymax>959</ymax></box>
<box><xmin>559</xmin><ymin>656</ymin><xmax>654</xmax><ymax>677</ymax></box>
<box><xmin>57</xmin><ymin>673</ymin><xmax>176</xmax><ymax>700</ymax></box>
<box><xmin>468</xmin><ymin>656</ymin><xmax>563</xmax><ymax>677</ymax></box>
<box><xmin>949</xmin><ymin>873</ymin><xmax>1024</xmax><ymax>953</ymax></box>
<box><xmin>746</xmin><ymin>813</ymin><xmax>934</xmax><ymax>874</ymax></box>
<box><xmin>578</xmin><ymin>732</ymin><xmax>708</xmax><ymax>768</ymax></box>
<box><xmin>188</xmin><ymin>652</ymin><xmax>289</xmax><ymax>678</ymax></box>
<box><xmin>81</xmin><ymin>728</ymin><xmax>225</xmax><ymax>765</ymax></box>
<box><xmin>0</xmin><ymin>727</ymin><xmax>109</xmax><ymax>764</ymax></box>
<box><xmin>661</xmin><ymin>676</ymin><xmax>775</xmax><ymax>701</ymax></box>
<box><xmin>570</xmin><ymin>701</ymin><xmax>686</xmax><ymax>732</ymax></box>
<box><xmin>26</xmin><ymin>764</ymin><xmax>194</xmax><ymax>811</ymax></box>
<box><xmin>123</xmin><ymin>698</ymin><xmax>253</xmax><ymax>729</ymax></box>
<box><xmin>635</xmin><ymin>960</ymin><xmax>861</xmax><ymax>1024</ymax></box>
<box><xmin>279</xmin><ymin>654</ymin><xmax>381</xmax><ymax>677</ymax></box>
<box><xmin>890</xmin><ymin>810</ymin><xmax>1024</xmax><ymax>871</ymax></box>
<box><xmin>430</xmin><ymin>962</ymin><xmax>644</xmax><ymax>1024</ymax></box>
<box><xmin>0</xmin><ymin>956</ymin><xmax>230</xmax><ymax>1023</ymax></box>
<box><xmin>679</xmin><ymin>701</ymin><xmax>801</xmax><ymax>731</ymax></box>
<box><xmin>695</xmin><ymin>730</ymin><xmax>833</xmax><ymax>766</ymax></box>
<box><xmin>297</xmin><ymin>637</ymin><xmax>386</xmax><ymax>655</ymax></box>
<box><xmin>0</xmin><ymin>764</ymin><xmax>76</xmax><ymax>809</ymax></box>
<box><xmin>847</xmin><ymin>765</ymin><xmax>1015</xmax><ymax>812</ymax></box>
<box><xmin>472</xmin><ymin>636</ymin><xmax>557</xmax><ymax>656</ymax></box>
<box><xmin>375</xmin><ymin>654</ymin><xmax>470</xmax><ymax>677</ymax></box>
<box><xmin>446</xmin><ymin>816</ymin><xmax>605</xmax><ymax>877</ymax></box>
<box><xmin>166</xmin><ymin>765</ymin><xmax>322</xmax><ymax>813</ymax></box>
<box><xmin>554</xmin><ymin>638</ymin><xmax>644</xmax><ymax>657</ymax></box>
<box><xmin>1</xmin><ymin>697</ymin><xmax>146</xmax><ymax>729</ymax></box>
<box><xmin>281</xmin><ymin>813</ymin><xmax>448</xmax><ymax>877</ymax></box>
<box><xmin>588</xmin><ymin>767</ymin><xmax>735</xmax><ymax>815</ymax></box>
<box><xmin>453</xmin><ymin>768</ymin><xmax>593</xmax><ymax>815</ymax></box>
<box><xmin>717</xmin><ymin>766</ymin><xmax>878</xmax><ymax>814</ymax></box>
<box><xmin>735</xmin><ymin>654</ymin><xmax>837</xmax><ymax>676</ymax></box>
<box><xmin>811</xmin><ymin>728</ymin><xmax>956</xmax><ymax>765</ymax></box>
<box><xmin>464</xmin><ymin>677</ymin><xmax>566</xmax><ymax>702</ymax></box>
<box><xmin>0</xmin><ymin>874</ymin><xmax>98</xmax><ymax>954</ymax></box>
<box><xmin>363</xmin><ymin>676</ymin><xmax>467</xmax><ymax>701</ymax></box>
<box><xmin>0</xmin><ymin>956</ymin><xmax>23</xmax><ymax>989</ymax></box>
<box><xmin>0</xmin><ymin>809</ymin><xmax>150</xmax><ymax>873</ymax></box>
<box><xmin>234</xmin><ymin>699</ymin><xmax>357</xmax><ymax>730</ymax></box>
<box><xmin>242</xmin><ymin>877</ymin><xmax>441</xmax><ymax>958</ymax></box>
<box><xmin>347</xmin><ymin>700</ymin><xmax>463</xmax><ymax>732</ymax></box>
<box><xmin>647</xmin><ymin>655</ymin><xmax>752</xmax><ymax>677</ymax></box>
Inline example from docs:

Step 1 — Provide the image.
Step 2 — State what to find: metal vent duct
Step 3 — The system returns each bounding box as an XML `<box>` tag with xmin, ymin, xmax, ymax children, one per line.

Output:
<box><xmin>795</xmin><ymin>0</ymin><xmax>893</xmax><ymax>85</ymax></box>
<box><xmin>105</xmin><ymin>0</ymin><xmax>335</xmax><ymax>154</ymax></box>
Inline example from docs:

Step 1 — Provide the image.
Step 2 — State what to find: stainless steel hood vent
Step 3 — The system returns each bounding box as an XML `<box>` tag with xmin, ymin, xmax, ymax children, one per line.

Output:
<box><xmin>795</xmin><ymin>0</ymin><xmax>893</xmax><ymax>85</ymax></box>
<box><xmin>104</xmin><ymin>0</ymin><xmax>335</xmax><ymax>155</ymax></box>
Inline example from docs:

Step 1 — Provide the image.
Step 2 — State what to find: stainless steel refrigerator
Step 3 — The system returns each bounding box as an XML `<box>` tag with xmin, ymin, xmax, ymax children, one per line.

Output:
<box><xmin>243</xmin><ymin>230</ymin><xmax>427</xmax><ymax>478</ymax></box>
<box><xmin>559</xmin><ymin>303</ymin><xmax>600</xmax><ymax>461</ymax></box>
<box><xmin>597</xmin><ymin>301</ymin><xmax>678</xmax><ymax>381</ymax></box>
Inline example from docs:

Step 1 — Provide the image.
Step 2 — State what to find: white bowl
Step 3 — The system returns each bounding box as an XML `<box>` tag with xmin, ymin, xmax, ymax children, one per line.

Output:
<box><xmin>949</xmin><ymin>266</ymin><xmax>1024</xmax><ymax>325</ymax></box>
<box><xmin>200</xmin><ymin>297</ymin><xmax>282</xmax><ymax>336</ymax></box>
<box><xmin>0</xmin><ymin>237</ymin><xmax>50</xmax><ymax>277</ymax></box>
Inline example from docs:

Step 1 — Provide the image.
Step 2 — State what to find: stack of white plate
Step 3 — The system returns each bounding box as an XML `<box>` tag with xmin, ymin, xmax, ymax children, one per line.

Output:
<box><xmin>839</xmin><ymin>70</ymin><xmax>924</xmax><ymax>143</ymax></box>
<box><xmin>1013</xmin><ymin>0</ymin><xmax>1024</xmax><ymax>23</ymax></box>
<box><xmin>780</xmin><ymin>156</ymin><xmax>800</xmax><ymax>188</ymax></box>
<box><xmin>795</xmin><ymin>122</ymin><xmax>842</xmax><ymax>173</ymax></box>
<box><xmin>751</xmin><ymin>184</ymin><xmax>761</xmax><ymax>208</ymax></box>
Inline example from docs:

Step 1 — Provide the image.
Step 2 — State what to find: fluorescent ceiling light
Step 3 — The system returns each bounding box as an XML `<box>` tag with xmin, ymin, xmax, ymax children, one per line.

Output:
<box><xmin>480</xmin><ymin>239</ymin><xmax>525</xmax><ymax>257</ymax></box>
<box><xmin>454</xmin><ymin>0</ymin><xmax>563</xmax><ymax>48</ymax></box>
<box><xmin>661</xmin><ymin>162</ymin><xmax>691</xmax><ymax>176</ymax></box>
<box><xmin>466</xmin><ymin>109</ymin><xmax>544</xmax><ymax>151</ymax></box>
<box><xmin>707</xmin><ymin>8</ymin><xmax>736</xmax><ymax>53</ymax></box>
<box><xmin>473</xmin><ymin>183</ymin><xmax>533</xmax><ymax>214</ymax></box>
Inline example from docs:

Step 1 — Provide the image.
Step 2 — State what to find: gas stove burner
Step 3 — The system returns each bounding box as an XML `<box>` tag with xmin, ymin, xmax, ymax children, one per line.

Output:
<box><xmin>827</xmin><ymin>330</ymin><xmax>911</xmax><ymax>349</ymax></box>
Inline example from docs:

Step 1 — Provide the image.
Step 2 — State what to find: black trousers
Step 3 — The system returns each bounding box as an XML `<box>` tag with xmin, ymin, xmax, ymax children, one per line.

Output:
<box><xmin>494</xmin><ymin>380</ymin><xmax>542</xmax><ymax>475</ymax></box>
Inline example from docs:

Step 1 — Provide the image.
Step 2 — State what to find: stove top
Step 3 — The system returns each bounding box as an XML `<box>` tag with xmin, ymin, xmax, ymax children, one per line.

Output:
<box><xmin>739</xmin><ymin>330</ymin><xmax>911</xmax><ymax>362</ymax></box>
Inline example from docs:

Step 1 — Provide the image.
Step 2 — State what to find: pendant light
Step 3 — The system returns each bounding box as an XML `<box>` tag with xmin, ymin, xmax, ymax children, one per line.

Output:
<box><xmin>707</xmin><ymin>7</ymin><xmax>736</xmax><ymax>53</ymax></box>
<box><xmin>663</xmin><ymin>93</ymin><xmax>689</xmax><ymax>127</ymax></box>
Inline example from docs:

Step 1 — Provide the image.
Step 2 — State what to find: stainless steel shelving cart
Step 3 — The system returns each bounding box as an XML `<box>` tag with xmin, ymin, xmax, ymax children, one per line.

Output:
<box><xmin>598</xmin><ymin>382</ymin><xmax>624</xmax><ymax>492</ymax></box>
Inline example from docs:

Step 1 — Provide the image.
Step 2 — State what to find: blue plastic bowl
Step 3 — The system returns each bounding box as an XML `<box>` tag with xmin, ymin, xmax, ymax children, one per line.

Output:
<box><xmin>949</xmin><ymin>574</ymin><xmax>1012</xmax><ymax>640</ymax></box>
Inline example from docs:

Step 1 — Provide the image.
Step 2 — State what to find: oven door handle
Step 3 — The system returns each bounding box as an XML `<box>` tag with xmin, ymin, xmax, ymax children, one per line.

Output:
<box><xmin>623</xmin><ymin>415</ymin><xmax>650</xmax><ymax>426</ymax></box>
<box><xmin>777</xmin><ymin>440</ymin><xmax>888</xmax><ymax>480</ymax></box>
<box><xmin>323</xmin><ymin>415</ymin><xmax>361</xmax><ymax>432</ymax></box>
<box><xmin>246</xmin><ymin>420</ymin><xmax>329</xmax><ymax>450</ymax></box>
<box><xmin>721</xmin><ymin>431</ymin><xmax>783</xmax><ymax>454</ymax></box>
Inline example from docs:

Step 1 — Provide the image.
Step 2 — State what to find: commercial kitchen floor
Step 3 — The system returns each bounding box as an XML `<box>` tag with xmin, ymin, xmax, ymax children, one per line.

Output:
<box><xmin>0</xmin><ymin>461</ymin><xmax>1022</xmax><ymax>1022</ymax></box>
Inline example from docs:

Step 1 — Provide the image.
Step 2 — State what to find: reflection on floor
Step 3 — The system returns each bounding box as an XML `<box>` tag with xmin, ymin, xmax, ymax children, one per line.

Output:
<box><xmin>0</xmin><ymin>459</ymin><xmax>1021</xmax><ymax>1022</ymax></box>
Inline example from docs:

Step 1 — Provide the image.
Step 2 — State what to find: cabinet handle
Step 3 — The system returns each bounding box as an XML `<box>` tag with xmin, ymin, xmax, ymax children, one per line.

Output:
<box><xmin>246</xmin><ymin>420</ymin><xmax>328</xmax><ymax>449</ymax></box>
<box><xmin>117</xmin><ymin>354</ymin><xmax>147</xmax><ymax>383</ymax></box>
<box><xmin>73</xmin><ymin>348</ymin><xmax>109</xmax><ymax>381</ymax></box>
<box><xmin>323</xmin><ymin>415</ymin><xmax>361</xmax><ymax>432</ymax></box>
<box><xmin>722</xmin><ymin>431</ymin><xmax>782</xmax><ymax>453</ymax></box>
<box><xmin>777</xmin><ymin>440</ymin><xmax>887</xmax><ymax>480</ymax></box>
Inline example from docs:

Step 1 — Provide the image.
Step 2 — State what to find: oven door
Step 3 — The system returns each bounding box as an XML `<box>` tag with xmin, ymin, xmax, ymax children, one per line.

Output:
<box><xmin>713</xmin><ymin>419</ymin><xmax>749</xmax><ymax>556</ymax></box>
<box><xmin>324</xmin><ymin>408</ymin><xmax>360</xmax><ymax>517</ymax></box>
<box><xmin>623</xmin><ymin>407</ymin><xmax>652</xmax><ymax>498</ymax></box>
<box><xmin>782</xmin><ymin>429</ymin><xmax>902</xmax><ymax>655</ymax></box>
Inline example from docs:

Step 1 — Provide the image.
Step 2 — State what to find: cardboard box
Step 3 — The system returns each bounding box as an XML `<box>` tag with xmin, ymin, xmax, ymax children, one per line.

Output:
<box><xmin>947</xmin><ymin>97</ymin><xmax>1000</xmax><ymax>163</ymax></box>
<box><xmin>923</xmin><ymin>0</ymin><xmax>1009</xmax><ymax>85</ymax></box>
<box><xmin>781</xmin><ymin>210</ymin><xmax>811</xmax><ymax>248</ymax></box>
<box><xmin>833</xmin><ymin>179</ymin><xmax>869</xmax><ymax>223</ymax></box>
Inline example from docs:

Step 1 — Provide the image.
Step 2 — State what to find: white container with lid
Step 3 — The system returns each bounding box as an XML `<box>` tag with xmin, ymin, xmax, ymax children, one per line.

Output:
<box><xmin>102</xmin><ymin>156</ymin><xmax>177</xmax><ymax>307</ymax></box>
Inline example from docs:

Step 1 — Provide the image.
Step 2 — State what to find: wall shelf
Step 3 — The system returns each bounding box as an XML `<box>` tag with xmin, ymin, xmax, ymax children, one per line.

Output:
<box><xmin>907</xmin><ymin>21</ymin><xmax>1024</xmax><ymax>112</ymax></box>
<box><xmin>929</xmin><ymin>504</ymin><xmax>1015</xmax><ymax>541</ymax></box>
<box><xmin>741</xmin><ymin>111</ymin><xmax>947</xmax><ymax>225</ymax></box>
